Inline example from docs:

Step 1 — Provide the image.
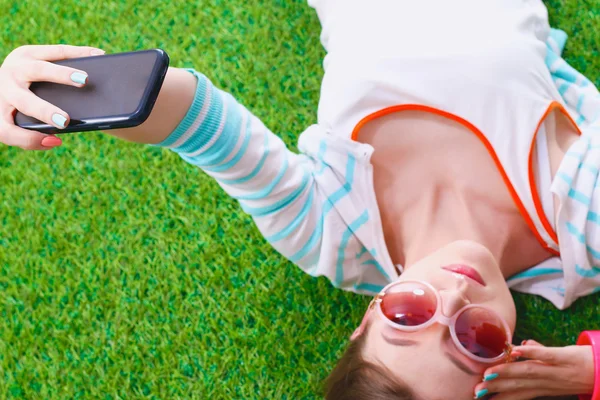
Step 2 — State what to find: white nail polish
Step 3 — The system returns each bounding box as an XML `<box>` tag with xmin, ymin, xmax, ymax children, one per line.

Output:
<box><xmin>52</xmin><ymin>113</ymin><xmax>67</xmax><ymax>128</ymax></box>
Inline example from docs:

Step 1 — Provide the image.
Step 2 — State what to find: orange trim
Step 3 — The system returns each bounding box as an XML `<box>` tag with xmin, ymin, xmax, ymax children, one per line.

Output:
<box><xmin>528</xmin><ymin>101</ymin><xmax>582</xmax><ymax>251</ymax></box>
<box><xmin>351</xmin><ymin>104</ymin><xmax>559</xmax><ymax>255</ymax></box>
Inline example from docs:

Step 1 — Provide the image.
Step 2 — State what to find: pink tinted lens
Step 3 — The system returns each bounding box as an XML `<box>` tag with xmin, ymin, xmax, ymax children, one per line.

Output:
<box><xmin>455</xmin><ymin>307</ymin><xmax>508</xmax><ymax>359</ymax></box>
<box><xmin>380</xmin><ymin>282</ymin><xmax>437</xmax><ymax>327</ymax></box>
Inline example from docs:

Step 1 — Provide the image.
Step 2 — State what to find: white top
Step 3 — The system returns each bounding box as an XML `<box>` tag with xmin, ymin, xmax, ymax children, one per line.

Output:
<box><xmin>307</xmin><ymin>0</ymin><xmax>600</xmax><ymax>308</ymax></box>
<box><xmin>159</xmin><ymin>0</ymin><xmax>600</xmax><ymax>310</ymax></box>
<box><xmin>312</xmin><ymin>0</ymin><xmax>562</xmax><ymax>251</ymax></box>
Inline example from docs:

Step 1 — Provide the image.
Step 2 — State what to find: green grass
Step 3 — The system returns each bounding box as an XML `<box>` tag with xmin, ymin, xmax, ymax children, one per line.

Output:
<box><xmin>0</xmin><ymin>0</ymin><xmax>599</xmax><ymax>398</ymax></box>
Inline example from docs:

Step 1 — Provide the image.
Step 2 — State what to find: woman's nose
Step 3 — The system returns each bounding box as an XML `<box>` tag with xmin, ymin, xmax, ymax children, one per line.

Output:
<box><xmin>438</xmin><ymin>289</ymin><xmax>471</xmax><ymax>317</ymax></box>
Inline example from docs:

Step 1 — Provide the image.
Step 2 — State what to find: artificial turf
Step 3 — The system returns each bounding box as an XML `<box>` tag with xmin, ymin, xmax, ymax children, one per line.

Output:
<box><xmin>0</xmin><ymin>0</ymin><xmax>599</xmax><ymax>398</ymax></box>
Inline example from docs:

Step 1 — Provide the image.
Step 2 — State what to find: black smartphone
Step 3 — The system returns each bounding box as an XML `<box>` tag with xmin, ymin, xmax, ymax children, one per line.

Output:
<box><xmin>14</xmin><ymin>49</ymin><xmax>170</xmax><ymax>133</ymax></box>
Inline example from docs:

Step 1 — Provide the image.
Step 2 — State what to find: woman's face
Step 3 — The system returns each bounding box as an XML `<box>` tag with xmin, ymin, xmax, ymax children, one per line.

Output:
<box><xmin>361</xmin><ymin>240</ymin><xmax>517</xmax><ymax>400</ymax></box>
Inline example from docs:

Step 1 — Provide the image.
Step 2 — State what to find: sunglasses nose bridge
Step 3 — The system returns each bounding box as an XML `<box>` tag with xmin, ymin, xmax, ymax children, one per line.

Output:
<box><xmin>438</xmin><ymin>289</ymin><xmax>471</xmax><ymax>318</ymax></box>
<box><xmin>435</xmin><ymin>313</ymin><xmax>453</xmax><ymax>327</ymax></box>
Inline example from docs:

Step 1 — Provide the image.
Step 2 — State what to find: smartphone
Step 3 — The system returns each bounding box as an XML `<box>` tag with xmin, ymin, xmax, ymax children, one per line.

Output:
<box><xmin>14</xmin><ymin>49</ymin><xmax>170</xmax><ymax>133</ymax></box>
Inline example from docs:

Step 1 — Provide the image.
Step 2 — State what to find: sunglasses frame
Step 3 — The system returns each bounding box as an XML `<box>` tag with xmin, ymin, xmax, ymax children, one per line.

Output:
<box><xmin>371</xmin><ymin>279</ymin><xmax>513</xmax><ymax>364</ymax></box>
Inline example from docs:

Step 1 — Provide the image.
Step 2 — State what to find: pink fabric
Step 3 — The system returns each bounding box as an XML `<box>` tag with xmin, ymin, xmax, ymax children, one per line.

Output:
<box><xmin>577</xmin><ymin>331</ymin><xmax>600</xmax><ymax>400</ymax></box>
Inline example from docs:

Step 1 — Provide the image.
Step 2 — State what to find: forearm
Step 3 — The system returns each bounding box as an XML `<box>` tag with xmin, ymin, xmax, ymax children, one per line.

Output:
<box><xmin>151</xmin><ymin>69</ymin><xmax>323</xmax><ymax>269</ymax></box>
<box><xmin>155</xmin><ymin>68</ymin><xmax>311</xmax><ymax>207</ymax></box>
<box><xmin>107</xmin><ymin>67</ymin><xmax>197</xmax><ymax>144</ymax></box>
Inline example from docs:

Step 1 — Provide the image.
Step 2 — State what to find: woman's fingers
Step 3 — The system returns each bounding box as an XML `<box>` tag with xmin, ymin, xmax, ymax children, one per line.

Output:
<box><xmin>7</xmin><ymin>88</ymin><xmax>70</xmax><ymax>130</ymax></box>
<box><xmin>0</xmin><ymin>120</ymin><xmax>62</xmax><ymax>150</ymax></box>
<box><xmin>476</xmin><ymin>361</ymin><xmax>566</xmax><ymax>400</ymax></box>
<box><xmin>483</xmin><ymin>360</ymin><xmax>554</xmax><ymax>380</ymax></box>
<box><xmin>490</xmin><ymin>389</ymin><xmax>549</xmax><ymax>400</ymax></box>
<box><xmin>476</xmin><ymin>346</ymin><xmax>595</xmax><ymax>399</ymax></box>
<box><xmin>14</xmin><ymin>44</ymin><xmax>104</xmax><ymax>61</ymax></box>
<box><xmin>510</xmin><ymin>344</ymin><xmax>571</xmax><ymax>364</ymax></box>
<box><xmin>475</xmin><ymin>377</ymin><xmax>571</xmax><ymax>400</ymax></box>
<box><xmin>0</xmin><ymin>44</ymin><xmax>103</xmax><ymax>151</ymax></box>
<box><xmin>476</xmin><ymin>376</ymin><xmax>556</xmax><ymax>396</ymax></box>
<box><xmin>19</xmin><ymin>60</ymin><xmax>88</xmax><ymax>87</ymax></box>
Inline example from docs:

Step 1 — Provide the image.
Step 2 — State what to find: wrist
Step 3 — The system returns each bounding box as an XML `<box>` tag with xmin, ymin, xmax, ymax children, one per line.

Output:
<box><xmin>577</xmin><ymin>331</ymin><xmax>600</xmax><ymax>400</ymax></box>
<box><xmin>153</xmin><ymin>69</ymin><xmax>216</xmax><ymax>152</ymax></box>
<box><xmin>110</xmin><ymin>68</ymin><xmax>198</xmax><ymax>145</ymax></box>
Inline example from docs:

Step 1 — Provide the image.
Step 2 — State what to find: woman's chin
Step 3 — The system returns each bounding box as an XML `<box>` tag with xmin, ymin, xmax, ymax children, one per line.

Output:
<box><xmin>445</xmin><ymin>240</ymin><xmax>499</xmax><ymax>266</ymax></box>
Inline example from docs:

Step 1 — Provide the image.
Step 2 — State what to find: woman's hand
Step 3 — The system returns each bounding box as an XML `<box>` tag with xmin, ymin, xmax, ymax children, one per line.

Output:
<box><xmin>0</xmin><ymin>44</ymin><xmax>104</xmax><ymax>150</ymax></box>
<box><xmin>473</xmin><ymin>340</ymin><xmax>594</xmax><ymax>399</ymax></box>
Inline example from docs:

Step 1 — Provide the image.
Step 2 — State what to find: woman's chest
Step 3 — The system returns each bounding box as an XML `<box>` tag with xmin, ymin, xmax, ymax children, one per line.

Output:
<box><xmin>357</xmin><ymin>111</ymin><xmax>552</xmax><ymax>270</ymax></box>
<box><xmin>360</xmin><ymin>111</ymin><xmax>517</xmax><ymax>212</ymax></box>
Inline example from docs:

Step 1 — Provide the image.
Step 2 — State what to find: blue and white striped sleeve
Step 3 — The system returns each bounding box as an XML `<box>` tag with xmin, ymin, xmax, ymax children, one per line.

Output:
<box><xmin>546</xmin><ymin>29</ymin><xmax>600</xmax><ymax>127</ymax></box>
<box><xmin>156</xmin><ymin>69</ymin><xmax>324</xmax><ymax>269</ymax></box>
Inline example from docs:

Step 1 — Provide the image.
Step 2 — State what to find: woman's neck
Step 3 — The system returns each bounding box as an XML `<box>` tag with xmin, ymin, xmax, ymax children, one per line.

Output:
<box><xmin>400</xmin><ymin>186</ymin><xmax>505</xmax><ymax>272</ymax></box>
<box><xmin>399</xmin><ymin>185</ymin><xmax>551</xmax><ymax>278</ymax></box>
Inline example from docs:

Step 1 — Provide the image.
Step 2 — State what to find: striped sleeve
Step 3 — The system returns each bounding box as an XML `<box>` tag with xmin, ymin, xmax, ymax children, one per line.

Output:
<box><xmin>545</xmin><ymin>28</ymin><xmax>600</xmax><ymax>127</ymax></box>
<box><xmin>156</xmin><ymin>69</ymin><xmax>326</xmax><ymax>272</ymax></box>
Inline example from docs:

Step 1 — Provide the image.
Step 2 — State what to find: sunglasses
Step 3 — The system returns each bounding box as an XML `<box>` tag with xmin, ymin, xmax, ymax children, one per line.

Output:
<box><xmin>369</xmin><ymin>280</ymin><xmax>513</xmax><ymax>364</ymax></box>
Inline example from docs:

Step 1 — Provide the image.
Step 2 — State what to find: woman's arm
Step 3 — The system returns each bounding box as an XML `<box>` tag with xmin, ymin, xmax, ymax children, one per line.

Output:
<box><xmin>148</xmin><ymin>68</ymin><xmax>323</xmax><ymax>266</ymax></box>
<box><xmin>0</xmin><ymin>45</ymin><xmax>195</xmax><ymax>149</ymax></box>
<box><xmin>471</xmin><ymin>339</ymin><xmax>596</xmax><ymax>400</ymax></box>
<box><xmin>0</xmin><ymin>45</ymin><xmax>325</xmax><ymax>273</ymax></box>
<box><xmin>107</xmin><ymin>67</ymin><xmax>197</xmax><ymax>145</ymax></box>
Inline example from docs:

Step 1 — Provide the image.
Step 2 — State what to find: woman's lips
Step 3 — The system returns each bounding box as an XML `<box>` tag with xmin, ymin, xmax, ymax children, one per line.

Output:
<box><xmin>441</xmin><ymin>264</ymin><xmax>486</xmax><ymax>287</ymax></box>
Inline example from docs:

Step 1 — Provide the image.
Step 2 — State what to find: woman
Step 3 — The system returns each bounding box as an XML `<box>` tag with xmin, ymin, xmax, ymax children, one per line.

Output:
<box><xmin>0</xmin><ymin>0</ymin><xmax>598</xmax><ymax>399</ymax></box>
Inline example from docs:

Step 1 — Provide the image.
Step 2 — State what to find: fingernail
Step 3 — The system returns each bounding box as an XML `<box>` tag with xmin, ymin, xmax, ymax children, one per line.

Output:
<box><xmin>90</xmin><ymin>49</ymin><xmax>105</xmax><ymax>56</ymax></box>
<box><xmin>474</xmin><ymin>389</ymin><xmax>489</xmax><ymax>399</ymax></box>
<box><xmin>511</xmin><ymin>351</ymin><xmax>523</xmax><ymax>358</ymax></box>
<box><xmin>41</xmin><ymin>136</ymin><xmax>62</xmax><ymax>147</ymax></box>
<box><xmin>52</xmin><ymin>113</ymin><xmax>67</xmax><ymax>129</ymax></box>
<box><xmin>483</xmin><ymin>373</ymin><xmax>498</xmax><ymax>382</ymax></box>
<box><xmin>70</xmin><ymin>72</ymin><xmax>88</xmax><ymax>85</ymax></box>
<box><xmin>521</xmin><ymin>340</ymin><xmax>528</xmax><ymax>345</ymax></box>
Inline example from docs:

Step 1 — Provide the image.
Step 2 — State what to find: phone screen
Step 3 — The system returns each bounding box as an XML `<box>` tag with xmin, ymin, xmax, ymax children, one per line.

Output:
<box><xmin>15</xmin><ymin>50</ymin><xmax>166</xmax><ymax>131</ymax></box>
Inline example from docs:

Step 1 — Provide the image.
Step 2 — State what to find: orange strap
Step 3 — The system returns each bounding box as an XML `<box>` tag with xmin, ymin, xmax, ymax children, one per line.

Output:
<box><xmin>528</xmin><ymin>101</ymin><xmax>581</xmax><ymax>249</ymax></box>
